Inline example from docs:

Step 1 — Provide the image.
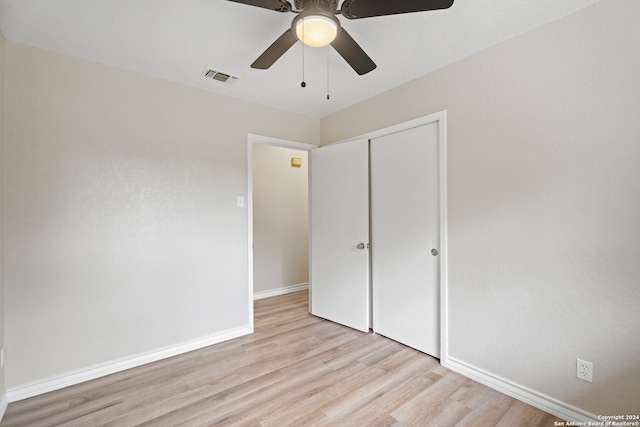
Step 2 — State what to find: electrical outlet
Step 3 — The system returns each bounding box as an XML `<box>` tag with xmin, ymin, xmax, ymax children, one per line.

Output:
<box><xmin>577</xmin><ymin>358</ymin><xmax>593</xmax><ymax>383</ymax></box>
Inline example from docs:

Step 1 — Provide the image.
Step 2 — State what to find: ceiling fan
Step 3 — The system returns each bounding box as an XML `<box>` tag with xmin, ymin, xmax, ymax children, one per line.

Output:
<box><xmin>227</xmin><ymin>0</ymin><xmax>454</xmax><ymax>75</ymax></box>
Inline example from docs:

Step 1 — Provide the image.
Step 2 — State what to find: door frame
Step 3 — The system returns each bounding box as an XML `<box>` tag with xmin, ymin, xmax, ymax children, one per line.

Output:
<box><xmin>334</xmin><ymin>110</ymin><xmax>449</xmax><ymax>361</ymax></box>
<box><xmin>247</xmin><ymin>134</ymin><xmax>317</xmax><ymax>331</ymax></box>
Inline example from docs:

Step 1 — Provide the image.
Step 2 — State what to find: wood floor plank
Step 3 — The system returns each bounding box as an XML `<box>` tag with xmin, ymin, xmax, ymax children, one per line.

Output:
<box><xmin>322</xmin><ymin>348</ymin><xmax>433</xmax><ymax>420</ymax></box>
<box><xmin>1</xmin><ymin>290</ymin><xmax>566</xmax><ymax>427</ymax></box>
<box><xmin>391</xmin><ymin>370</ymin><xmax>472</xmax><ymax>427</ymax></box>
<box><xmin>258</xmin><ymin>363</ymin><xmax>372</xmax><ymax>427</ymax></box>
<box><xmin>449</xmin><ymin>378</ymin><xmax>491</xmax><ymax>409</ymax></box>
<box><xmin>495</xmin><ymin>399</ymin><xmax>547</xmax><ymax>427</ymax></box>
<box><xmin>454</xmin><ymin>389</ymin><xmax>516</xmax><ymax>427</ymax></box>
<box><xmin>338</xmin><ymin>368</ymin><xmax>439</xmax><ymax>426</ymax></box>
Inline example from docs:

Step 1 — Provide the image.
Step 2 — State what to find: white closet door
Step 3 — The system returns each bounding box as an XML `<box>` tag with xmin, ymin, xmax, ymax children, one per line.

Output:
<box><xmin>309</xmin><ymin>139</ymin><xmax>370</xmax><ymax>332</ymax></box>
<box><xmin>371</xmin><ymin>123</ymin><xmax>440</xmax><ymax>357</ymax></box>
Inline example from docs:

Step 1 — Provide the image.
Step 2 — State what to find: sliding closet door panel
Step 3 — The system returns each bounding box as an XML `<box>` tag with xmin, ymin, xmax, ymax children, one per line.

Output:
<box><xmin>309</xmin><ymin>139</ymin><xmax>370</xmax><ymax>332</ymax></box>
<box><xmin>371</xmin><ymin>123</ymin><xmax>440</xmax><ymax>357</ymax></box>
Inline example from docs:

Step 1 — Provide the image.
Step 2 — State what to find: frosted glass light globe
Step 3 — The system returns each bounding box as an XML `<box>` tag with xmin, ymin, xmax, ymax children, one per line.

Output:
<box><xmin>295</xmin><ymin>15</ymin><xmax>338</xmax><ymax>47</ymax></box>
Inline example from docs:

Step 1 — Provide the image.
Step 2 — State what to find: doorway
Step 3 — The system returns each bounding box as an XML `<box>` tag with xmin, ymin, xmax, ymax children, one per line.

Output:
<box><xmin>247</xmin><ymin>135</ymin><xmax>317</xmax><ymax>328</ymax></box>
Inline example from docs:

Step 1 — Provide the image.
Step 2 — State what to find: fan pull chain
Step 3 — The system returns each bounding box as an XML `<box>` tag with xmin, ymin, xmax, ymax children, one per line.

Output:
<box><xmin>326</xmin><ymin>60</ymin><xmax>330</xmax><ymax>100</ymax></box>
<box><xmin>301</xmin><ymin>18</ymin><xmax>306</xmax><ymax>88</ymax></box>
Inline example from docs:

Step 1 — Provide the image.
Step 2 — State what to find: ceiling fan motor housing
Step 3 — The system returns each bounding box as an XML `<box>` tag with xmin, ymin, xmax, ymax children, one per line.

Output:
<box><xmin>294</xmin><ymin>0</ymin><xmax>339</xmax><ymax>12</ymax></box>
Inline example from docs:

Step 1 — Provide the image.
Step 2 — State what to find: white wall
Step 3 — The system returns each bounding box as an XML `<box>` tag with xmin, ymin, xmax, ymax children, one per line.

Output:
<box><xmin>253</xmin><ymin>145</ymin><xmax>309</xmax><ymax>295</ymax></box>
<box><xmin>4</xmin><ymin>42</ymin><xmax>319</xmax><ymax>390</ymax></box>
<box><xmin>321</xmin><ymin>0</ymin><xmax>640</xmax><ymax>417</ymax></box>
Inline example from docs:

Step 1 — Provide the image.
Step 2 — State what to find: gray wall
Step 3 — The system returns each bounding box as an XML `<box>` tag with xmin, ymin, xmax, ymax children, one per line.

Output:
<box><xmin>321</xmin><ymin>0</ymin><xmax>640</xmax><ymax>416</ymax></box>
<box><xmin>4</xmin><ymin>42</ymin><xmax>319</xmax><ymax>388</ymax></box>
<box><xmin>0</xmin><ymin>30</ymin><xmax>6</xmax><ymax>402</ymax></box>
<box><xmin>252</xmin><ymin>145</ymin><xmax>309</xmax><ymax>295</ymax></box>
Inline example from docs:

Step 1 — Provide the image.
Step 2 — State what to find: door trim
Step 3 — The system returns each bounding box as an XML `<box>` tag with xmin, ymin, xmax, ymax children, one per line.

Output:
<box><xmin>247</xmin><ymin>134</ymin><xmax>317</xmax><ymax>332</ymax></box>
<box><xmin>332</xmin><ymin>110</ymin><xmax>448</xmax><ymax>360</ymax></box>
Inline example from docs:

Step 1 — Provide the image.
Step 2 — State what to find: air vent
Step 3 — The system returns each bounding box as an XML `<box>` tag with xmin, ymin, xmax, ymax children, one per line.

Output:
<box><xmin>202</xmin><ymin>68</ymin><xmax>239</xmax><ymax>85</ymax></box>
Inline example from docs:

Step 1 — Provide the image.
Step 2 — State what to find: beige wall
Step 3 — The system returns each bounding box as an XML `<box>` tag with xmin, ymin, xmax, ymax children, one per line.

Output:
<box><xmin>0</xmin><ymin>30</ymin><xmax>6</xmax><ymax>401</ymax></box>
<box><xmin>3</xmin><ymin>0</ymin><xmax>639</xmax><ymax>418</ymax></box>
<box><xmin>253</xmin><ymin>145</ymin><xmax>309</xmax><ymax>294</ymax></box>
<box><xmin>321</xmin><ymin>0</ymin><xmax>640</xmax><ymax>416</ymax></box>
<box><xmin>4</xmin><ymin>42</ymin><xmax>319</xmax><ymax>389</ymax></box>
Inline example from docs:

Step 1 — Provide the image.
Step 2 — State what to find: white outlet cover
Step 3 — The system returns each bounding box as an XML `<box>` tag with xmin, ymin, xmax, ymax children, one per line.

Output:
<box><xmin>577</xmin><ymin>358</ymin><xmax>593</xmax><ymax>383</ymax></box>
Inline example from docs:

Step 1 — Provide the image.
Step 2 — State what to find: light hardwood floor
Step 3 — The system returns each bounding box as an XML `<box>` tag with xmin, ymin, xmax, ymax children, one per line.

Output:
<box><xmin>2</xmin><ymin>291</ymin><xmax>564</xmax><ymax>426</ymax></box>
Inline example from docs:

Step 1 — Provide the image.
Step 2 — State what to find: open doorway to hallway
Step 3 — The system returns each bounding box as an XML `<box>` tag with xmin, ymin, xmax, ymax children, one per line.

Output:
<box><xmin>252</xmin><ymin>144</ymin><xmax>309</xmax><ymax>299</ymax></box>
<box><xmin>247</xmin><ymin>134</ymin><xmax>317</xmax><ymax>315</ymax></box>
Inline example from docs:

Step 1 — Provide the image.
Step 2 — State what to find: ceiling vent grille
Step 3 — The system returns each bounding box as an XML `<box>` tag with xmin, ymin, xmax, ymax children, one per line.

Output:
<box><xmin>202</xmin><ymin>68</ymin><xmax>239</xmax><ymax>85</ymax></box>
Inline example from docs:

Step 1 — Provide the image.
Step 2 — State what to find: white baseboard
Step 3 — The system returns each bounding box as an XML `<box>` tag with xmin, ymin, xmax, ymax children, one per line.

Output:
<box><xmin>0</xmin><ymin>392</ymin><xmax>8</xmax><ymax>422</ymax></box>
<box><xmin>443</xmin><ymin>357</ymin><xmax>598</xmax><ymax>423</ymax></box>
<box><xmin>253</xmin><ymin>282</ymin><xmax>309</xmax><ymax>300</ymax></box>
<box><xmin>7</xmin><ymin>325</ymin><xmax>252</xmax><ymax>403</ymax></box>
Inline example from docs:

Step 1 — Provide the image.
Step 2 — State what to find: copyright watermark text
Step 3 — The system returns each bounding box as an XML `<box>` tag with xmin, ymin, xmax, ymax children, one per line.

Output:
<box><xmin>553</xmin><ymin>415</ymin><xmax>640</xmax><ymax>427</ymax></box>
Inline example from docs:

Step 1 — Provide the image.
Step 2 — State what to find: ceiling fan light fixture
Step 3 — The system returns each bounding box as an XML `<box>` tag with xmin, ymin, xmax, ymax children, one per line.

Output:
<box><xmin>293</xmin><ymin>12</ymin><xmax>339</xmax><ymax>47</ymax></box>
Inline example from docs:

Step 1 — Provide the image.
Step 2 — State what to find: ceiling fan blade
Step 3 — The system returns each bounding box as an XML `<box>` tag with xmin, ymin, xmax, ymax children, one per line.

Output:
<box><xmin>226</xmin><ymin>0</ymin><xmax>292</xmax><ymax>13</ymax></box>
<box><xmin>251</xmin><ymin>29</ymin><xmax>298</xmax><ymax>69</ymax></box>
<box><xmin>341</xmin><ymin>0</ymin><xmax>454</xmax><ymax>19</ymax></box>
<box><xmin>330</xmin><ymin>28</ymin><xmax>376</xmax><ymax>75</ymax></box>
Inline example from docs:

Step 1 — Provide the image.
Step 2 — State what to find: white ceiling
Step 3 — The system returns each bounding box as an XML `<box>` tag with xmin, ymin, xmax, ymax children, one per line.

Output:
<box><xmin>0</xmin><ymin>0</ymin><xmax>602</xmax><ymax>118</ymax></box>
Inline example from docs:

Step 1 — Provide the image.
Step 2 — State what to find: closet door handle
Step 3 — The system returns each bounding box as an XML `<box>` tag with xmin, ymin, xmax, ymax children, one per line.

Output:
<box><xmin>431</xmin><ymin>248</ymin><xmax>439</xmax><ymax>256</ymax></box>
<box><xmin>357</xmin><ymin>243</ymin><xmax>366</xmax><ymax>250</ymax></box>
